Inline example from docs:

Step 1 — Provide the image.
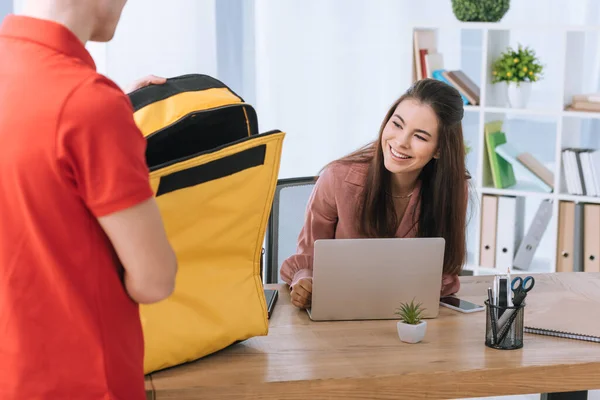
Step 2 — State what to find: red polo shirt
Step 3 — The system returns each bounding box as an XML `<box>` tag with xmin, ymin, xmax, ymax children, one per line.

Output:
<box><xmin>0</xmin><ymin>15</ymin><xmax>154</xmax><ymax>399</ymax></box>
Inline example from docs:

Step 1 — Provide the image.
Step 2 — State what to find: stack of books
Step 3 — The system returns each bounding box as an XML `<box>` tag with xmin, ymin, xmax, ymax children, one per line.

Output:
<box><xmin>412</xmin><ymin>29</ymin><xmax>480</xmax><ymax>105</ymax></box>
<box><xmin>566</xmin><ymin>93</ymin><xmax>600</xmax><ymax>113</ymax></box>
<box><xmin>562</xmin><ymin>148</ymin><xmax>600</xmax><ymax>196</ymax></box>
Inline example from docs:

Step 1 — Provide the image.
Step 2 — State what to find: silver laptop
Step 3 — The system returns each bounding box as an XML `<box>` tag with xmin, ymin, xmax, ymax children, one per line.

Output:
<box><xmin>307</xmin><ymin>238</ymin><xmax>445</xmax><ymax>321</ymax></box>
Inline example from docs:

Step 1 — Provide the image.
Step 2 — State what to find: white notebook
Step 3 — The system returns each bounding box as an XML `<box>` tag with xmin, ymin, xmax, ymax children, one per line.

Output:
<box><xmin>524</xmin><ymin>289</ymin><xmax>600</xmax><ymax>343</ymax></box>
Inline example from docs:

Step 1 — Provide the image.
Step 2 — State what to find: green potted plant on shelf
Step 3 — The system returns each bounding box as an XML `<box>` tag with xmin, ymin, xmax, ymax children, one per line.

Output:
<box><xmin>451</xmin><ymin>0</ymin><xmax>510</xmax><ymax>22</ymax></box>
<box><xmin>395</xmin><ymin>298</ymin><xmax>427</xmax><ymax>344</ymax></box>
<box><xmin>491</xmin><ymin>44</ymin><xmax>544</xmax><ymax>108</ymax></box>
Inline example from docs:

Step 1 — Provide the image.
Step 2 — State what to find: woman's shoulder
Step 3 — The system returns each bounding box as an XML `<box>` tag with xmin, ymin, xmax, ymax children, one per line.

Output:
<box><xmin>320</xmin><ymin>160</ymin><xmax>368</xmax><ymax>188</ymax></box>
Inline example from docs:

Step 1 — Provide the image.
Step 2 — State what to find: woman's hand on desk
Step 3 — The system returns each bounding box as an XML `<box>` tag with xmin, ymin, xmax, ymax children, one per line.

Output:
<box><xmin>290</xmin><ymin>278</ymin><xmax>312</xmax><ymax>308</ymax></box>
<box><xmin>441</xmin><ymin>274</ymin><xmax>460</xmax><ymax>297</ymax></box>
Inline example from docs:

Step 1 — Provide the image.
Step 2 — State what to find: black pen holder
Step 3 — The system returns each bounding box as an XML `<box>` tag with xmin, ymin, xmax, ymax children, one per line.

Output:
<box><xmin>484</xmin><ymin>300</ymin><xmax>525</xmax><ymax>350</ymax></box>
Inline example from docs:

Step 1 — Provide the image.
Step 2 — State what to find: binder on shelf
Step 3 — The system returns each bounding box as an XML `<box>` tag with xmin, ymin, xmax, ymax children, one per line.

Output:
<box><xmin>561</xmin><ymin>148</ymin><xmax>600</xmax><ymax>196</ymax></box>
<box><xmin>495</xmin><ymin>196</ymin><xmax>525</xmax><ymax>270</ymax></box>
<box><xmin>562</xmin><ymin>150</ymin><xmax>575</xmax><ymax>195</ymax></box>
<box><xmin>579</xmin><ymin>151</ymin><xmax>596</xmax><ymax>197</ymax></box>
<box><xmin>573</xmin><ymin>149</ymin><xmax>589</xmax><ymax>195</ymax></box>
<box><xmin>556</xmin><ymin>201</ymin><xmax>576</xmax><ymax>273</ymax></box>
<box><xmin>568</xmin><ymin>149</ymin><xmax>582</xmax><ymax>195</ymax></box>
<box><xmin>584</xmin><ymin>204</ymin><xmax>600</xmax><ymax>273</ymax></box>
<box><xmin>513</xmin><ymin>199</ymin><xmax>553</xmax><ymax>271</ymax></box>
<box><xmin>573</xmin><ymin>203</ymin><xmax>584</xmax><ymax>272</ymax></box>
<box><xmin>589</xmin><ymin>150</ymin><xmax>600</xmax><ymax>196</ymax></box>
<box><xmin>479</xmin><ymin>195</ymin><xmax>499</xmax><ymax>269</ymax></box>
<box><xmin>591</xmin><ymin>151</ymin><xmax>600</xmax><ymax>196</ymax></box>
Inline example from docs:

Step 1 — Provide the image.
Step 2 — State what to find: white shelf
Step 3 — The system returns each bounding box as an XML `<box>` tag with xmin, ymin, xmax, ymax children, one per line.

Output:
<box><xmin>476</xmin><ymin>264</ymin><xmax>553</xmax><ymax>276</ymax></box>
<box><xmin>479</xmin><ymin>187</ymin><xmax>553</xmax><ymax>199</ymax></box>
<box><xmin>412</xmin><ymin>22</ymin><xmax>600</xmax><ymax>277</ymax></box>
<box><xmin>464</xmin><ymin>105</ymin><xmax>481</xmax><ymax>112</ymax></box>
<box><xmin>484</xmin><ymin>106</ymin><xmax>560</xmax><ymax>117</ymax></box>
<box><xmin>477</xmin><ymin>190</ymin><xmax>600</xmax><ymax>204</ymax></box>
<box><xmin>562</xmin><ymin>110</ymin><xmax>600</xmax><ymax>119</ymax></box>
<box><xmin>479</xmin><ymin>180</ymin><xmax>554</xmax><ymax>198</ymax></box>
<box><xmin>464</xmin><ymin>106</ymin><xmax>600</xmax><ymax>119</ymax></box>
<box><xmin>558</xmin><ymin>194</ymin><xmax>600</xmax><ymax>204</ymax></box>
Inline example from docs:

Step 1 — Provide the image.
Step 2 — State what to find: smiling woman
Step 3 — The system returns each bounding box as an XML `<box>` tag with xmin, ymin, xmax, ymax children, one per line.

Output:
<box><xmin>280</xmin><ymin>78</ymin><xmax>471</xmax><ymax>310</ymax></box>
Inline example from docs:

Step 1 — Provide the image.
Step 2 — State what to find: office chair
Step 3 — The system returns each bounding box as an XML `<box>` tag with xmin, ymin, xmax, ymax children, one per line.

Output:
<box><xmin>264</xmin><ymin>176</ymin><xmax>317</xmax><ymax>284</ymax></box>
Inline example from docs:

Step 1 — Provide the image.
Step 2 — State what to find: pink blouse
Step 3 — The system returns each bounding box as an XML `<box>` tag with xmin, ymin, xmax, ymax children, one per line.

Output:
<box><xmin>279</xmin><ymin>161</ymin><xmax>461</xmax><ymax>294</ymax></box>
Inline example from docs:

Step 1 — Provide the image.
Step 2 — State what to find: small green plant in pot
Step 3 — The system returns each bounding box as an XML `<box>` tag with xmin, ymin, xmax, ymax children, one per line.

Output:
<box><xmin>395</xmin><ymin>299</ymin><xmax>427</xmax><ymax>344</ymax></box>
<box><xmin>491</xmin><ymin>44</ymin><xmax>544</xmax><ymax>108</ymax></box>
<box><xmin>451</xmin><ymin>0</ymin><xmax>510</xmax><ymax>22</ymax></box>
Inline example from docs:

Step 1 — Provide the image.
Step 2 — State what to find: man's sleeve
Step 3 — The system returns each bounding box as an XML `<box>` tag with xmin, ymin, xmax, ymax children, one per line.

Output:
<box><xmin>56</xmin><ymin>76</ymin><xmax>155</xmax><ymax>217</ymax></box>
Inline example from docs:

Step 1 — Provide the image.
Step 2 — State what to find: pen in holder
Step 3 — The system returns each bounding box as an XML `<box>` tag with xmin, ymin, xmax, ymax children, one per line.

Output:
<box><xmin>484</xmin><ymin>300</ymin><xmax>525</xmax><ymax>350</ymax></box>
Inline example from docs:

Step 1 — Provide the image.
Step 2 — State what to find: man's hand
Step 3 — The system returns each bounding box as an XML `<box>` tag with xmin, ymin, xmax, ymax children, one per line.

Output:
<box><xmin>125</xmin><ymin>74</ymin><xmax>167</xmax><ymax>94</ymax></box>
<box><xmin>290</xmin><ymin>278</ymin><xmax>312</xmax><ymax>309</ymax></box>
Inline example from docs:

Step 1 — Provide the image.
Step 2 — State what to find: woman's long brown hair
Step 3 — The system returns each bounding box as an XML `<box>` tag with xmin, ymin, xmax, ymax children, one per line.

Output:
<box><xmin>328</xmin><ymin>79</ymin><xmax>471</xmax><ymax>276</ymax></box>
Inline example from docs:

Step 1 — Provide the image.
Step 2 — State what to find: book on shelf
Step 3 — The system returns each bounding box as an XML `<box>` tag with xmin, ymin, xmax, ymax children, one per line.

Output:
<box><xmin>562</xmin><ymin>148</ymin><xmax>600</xmax><ymax>197</ymax></box>
<box><xmin>483</xmin><ymin>120</ymin><xmax>516</xmax><ymax>189</ymax></box>
<box><xmin>413</xmin><ymin>29</ymin><xmax>436</xmax><ymax>81</ymax></box>
<box><xmin>567</xmin><ymin>101</ymin><xmax>600</xmax><ymax>112</ymax></box>
<box><xmin>411</xmin><ymin>29</ymin><xmax>480</xmax><ymax>105</ymax></box>
<box><xmin>443</xmin><ymin>70</ymin><xmax>480</xmax><ymax>105</ymax></box>
<box><xmin>424</xmin><ymin>53</ymin><xmax>443</xmax><ymax>79</ymax></box>
<box><xmin>432</xmin><ymin>69</ymin><xmax>469</xmax><ymax>105</ymax></box>
<box><xmin>566</xmin><ymin>92</ymin><xmax>600</xmax><ymax>113</ymax></box>
<box><xmin>573</xmin><ymin>93</ymin><xmax>600</xmax><ymax>103</ymax></box>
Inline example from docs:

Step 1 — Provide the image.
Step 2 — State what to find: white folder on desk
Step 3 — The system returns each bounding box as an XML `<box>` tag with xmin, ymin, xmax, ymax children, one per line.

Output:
<box><xmin>495</xmin><ymin>196</ymin><xmax>525</xmax><ymax>270</ymax></box>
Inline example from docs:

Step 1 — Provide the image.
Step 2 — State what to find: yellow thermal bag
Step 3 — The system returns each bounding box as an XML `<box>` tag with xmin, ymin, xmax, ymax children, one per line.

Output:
<box><xmin>128</xmin><ymin>74</ymin><xmax>285</xmax><ymax>373</ymax></box>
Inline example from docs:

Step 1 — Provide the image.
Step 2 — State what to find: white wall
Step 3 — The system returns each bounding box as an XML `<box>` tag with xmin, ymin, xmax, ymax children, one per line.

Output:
<box><xmin>102</xmin><ymin>0</ymin><xmax>217</xmax><ymax>89</ymax></box>
<box><xmin>11</xmin><ymin>0</ymin><xmax>218</xmax><ymax>89</ymax></box>
<box><xmin>0</xmin><ymin>0</ymin><xmax>11</xmax><ymax>21</ymax></box>
<box><xmin>253</xmin><ymin>0</ymin><xmax>414</xmax><ymax>179</ymax></box>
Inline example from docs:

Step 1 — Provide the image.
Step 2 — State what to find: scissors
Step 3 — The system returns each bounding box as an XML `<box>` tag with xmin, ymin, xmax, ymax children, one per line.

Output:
<box><xmin>511</xmin><ymin>276</ymin><xmax>535</xmax><ymax>305</ymax></box>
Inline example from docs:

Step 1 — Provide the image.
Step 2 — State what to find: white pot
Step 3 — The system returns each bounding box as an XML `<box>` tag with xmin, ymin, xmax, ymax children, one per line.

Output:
<box><xmin>506</xmin><ymin>81</ymin><xmax>532</xmax><ymax>108</ymax></box>
<box><xmin>396</xmin><ymin>320</ymin><xmax>427</xmax><ymax>344</ymax></box>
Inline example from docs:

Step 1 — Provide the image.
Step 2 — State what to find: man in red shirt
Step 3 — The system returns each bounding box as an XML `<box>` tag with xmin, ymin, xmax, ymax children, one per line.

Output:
<box><xmin>0</xmin><ymin>1</ymin><xmax>178</xmax><ymax>399</ymax></box>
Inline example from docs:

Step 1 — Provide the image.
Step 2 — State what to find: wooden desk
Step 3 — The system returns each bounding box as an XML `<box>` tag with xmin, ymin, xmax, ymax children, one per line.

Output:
<box><xmin>145</xmin><ymin>273</ymin><xmax>600</xmax><ymax>399</ymax></box>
